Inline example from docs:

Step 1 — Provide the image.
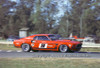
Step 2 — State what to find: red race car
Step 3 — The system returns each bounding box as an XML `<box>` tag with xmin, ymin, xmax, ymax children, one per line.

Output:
<box><xmin>13</xmin><ymin>34</ymin><xmax>82</xmax><ymax>53</ymax></box>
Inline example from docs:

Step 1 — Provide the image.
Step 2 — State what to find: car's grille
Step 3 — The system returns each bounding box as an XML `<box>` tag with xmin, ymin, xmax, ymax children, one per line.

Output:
<box><xmin>76</xmin><ymin>44</ymin><xmax>82</xmax><ymax>48</ymax></box>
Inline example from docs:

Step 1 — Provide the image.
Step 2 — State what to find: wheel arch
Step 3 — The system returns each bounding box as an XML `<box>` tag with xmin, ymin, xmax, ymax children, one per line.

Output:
<box><xmin>21</xmin><ymin>43</ymin><xmax>31</xmax><ymax>48</ymax></box>
<box><xmin>58</xmin><ymin>43</ymin><xmax>69</xmax><ymax>48</ymax></box>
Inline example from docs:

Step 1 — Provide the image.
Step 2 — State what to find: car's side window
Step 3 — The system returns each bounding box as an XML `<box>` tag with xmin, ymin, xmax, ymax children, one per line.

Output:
<box><xmin>37</xmin><ymin>36</ymin><xmax>50</xmax><ymax>40</ymax></box>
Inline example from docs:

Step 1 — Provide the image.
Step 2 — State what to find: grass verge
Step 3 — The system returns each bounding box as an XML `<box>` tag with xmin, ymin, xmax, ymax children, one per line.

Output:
<box><xmin>80</xmin><ymin>47</ymin><xmax>100</xmax><ymax>52</ymax></box>
<box><xmin>0</xmin><ymin>58</ymin><xmax>100</xmax><ymax>68</ymax></box>
<box><xmin>0</xmin><ymin>44</ymin><xmax>21</xmax><ymax>50</ymax></box>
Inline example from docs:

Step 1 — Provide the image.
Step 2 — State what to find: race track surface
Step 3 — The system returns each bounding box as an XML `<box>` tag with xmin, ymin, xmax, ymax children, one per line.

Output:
<box><xmin>0</xmin><ymin>50</ymin><xmax>100</xmax><ymax>59</ymax></box>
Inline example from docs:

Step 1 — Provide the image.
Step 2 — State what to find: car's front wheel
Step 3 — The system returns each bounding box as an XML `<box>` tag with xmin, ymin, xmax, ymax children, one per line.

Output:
<box><xmin>59</xmin><ymin>45</ymin><xmax>68</xmax><ymax>53</ymax></box>
<box><xmin>21</xmin><ymin>44</ymin><xmax>31</xmax><ymax>52</ymax></box>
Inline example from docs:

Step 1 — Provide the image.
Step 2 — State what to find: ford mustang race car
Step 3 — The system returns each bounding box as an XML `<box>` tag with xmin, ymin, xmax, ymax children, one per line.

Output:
<box><xmin>13</xmin><ymin>34</ymin><xmax>82</xmax><ymax>53</ymax></box>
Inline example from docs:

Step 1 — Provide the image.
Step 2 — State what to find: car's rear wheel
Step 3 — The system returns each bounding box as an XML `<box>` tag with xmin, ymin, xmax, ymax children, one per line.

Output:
<box><xmin>21</xmin><ymin>44</ymin><xmax>31</xmax><ymax>52</ymax></box>
<box><xmin>59</xmin><ymin>45</ymin><xmax>68</xmax><ymax>53</ymax></box>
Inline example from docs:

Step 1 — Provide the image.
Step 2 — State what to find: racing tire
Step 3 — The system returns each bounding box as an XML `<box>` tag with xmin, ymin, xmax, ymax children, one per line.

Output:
<box><xmin>32</xmin><ymin>50</ymin><xmax>38</xmax><ymax>52</ymax></box>
<box><xmin>21</xmin><ymin>44</ymin><xmax>31</xmax><ymax>52</ymax></box>
<box><xmin>69</xmin><ymin>50</ymin><xmax>75</xmax><ymax>53</ymax></box>
<box><xmin>59</xmin><ymin>45</ymin><xmax>68</xmax><ymax>53</ymax></box>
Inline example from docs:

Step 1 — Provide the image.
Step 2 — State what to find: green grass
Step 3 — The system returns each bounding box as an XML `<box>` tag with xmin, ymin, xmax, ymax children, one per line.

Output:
<box><xmin>0</xmin><ymin>40</ymin><xmax>7</xmax><ymax>42</ymax></box>
<box><xmin>0</xmin><ymin>58</ymin><xmax>100</xmax><ymax>68</ymax></box>
<box><xmin>80</xmin><ymin>47</ymin><xmax>100</xmax><ymax>52</ymax></box>
<box><xmin>0</xmin><ymin>44</ymin><xmax>21</xmax><ymax>50</ymax></box>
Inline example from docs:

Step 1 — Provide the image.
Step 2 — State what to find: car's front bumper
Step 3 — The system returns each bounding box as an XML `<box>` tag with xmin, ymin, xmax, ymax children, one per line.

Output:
<box><xmin>71</xmin><ymin>44</ymin><xmax>82</xmax><ymax>51</ymax></box>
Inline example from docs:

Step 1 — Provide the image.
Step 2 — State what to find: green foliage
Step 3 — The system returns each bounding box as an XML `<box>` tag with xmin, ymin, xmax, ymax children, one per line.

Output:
<box><xmin>0</xmin><ymin>0</ymin><xmax>16</xmax><ymax>37</ymax></box>
<box><xmin>0</xmin><ymin>0</ymin><xmax>100</xmax><ymax>38</ymax></box>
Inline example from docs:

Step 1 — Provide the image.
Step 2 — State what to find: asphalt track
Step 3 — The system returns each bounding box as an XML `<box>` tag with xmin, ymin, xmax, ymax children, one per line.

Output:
<box><xmin>0</xmin><ymin>50</ymin><xmax>100</xmax><ymax>59</ymax></box>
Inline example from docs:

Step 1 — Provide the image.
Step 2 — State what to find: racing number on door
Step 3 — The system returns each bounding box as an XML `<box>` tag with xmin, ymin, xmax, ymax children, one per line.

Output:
<box><xmin>39</xmin><ymin>43</ymin><xmax>48</xmax><ymax>48</ymax></box>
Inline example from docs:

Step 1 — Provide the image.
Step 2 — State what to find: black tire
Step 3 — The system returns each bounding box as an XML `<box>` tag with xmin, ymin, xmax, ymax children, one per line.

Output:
<box><xmin>68</xmin><ymin>49</ymin><xmax>81</xmax><ymax>53</ymax></box>
<box><xmin>68</xmin><ymin>50</ymin><xmax>75</xmax><ymax>53</ymax></box>
<box><xmin>59</xmin><ymin>45</ymin><xmax>68</xmax><ymax>53</ymax></box>
<box><xmin>21</xmin><ymin>44</ymin><xmax>31</xmax><ymax>52</ymax></box>
<box><xmin>32</xmin><ymin>50</ymin><xmax>38</xmax><ymax>52</ymax></box>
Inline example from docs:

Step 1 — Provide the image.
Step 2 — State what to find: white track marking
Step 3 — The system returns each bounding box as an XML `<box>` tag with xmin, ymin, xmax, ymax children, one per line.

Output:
<box><xmin>17</xmin><ymin>50</ymin><xmax>22</xmax><ymax>52</ymax></box>
<box><xmin>0</xmin><ymin>50</ymin><xmax>2</xmax><ymax>52</ymax></box>
<box><xmin>30</xmin><ymin>51</ymin><xmax>33</xmax><ymax>52</ymax></box>
<box><xmin>7</xmin><ymin>50</ymin><xmax>12</xmax><ymax>52</ymax></box>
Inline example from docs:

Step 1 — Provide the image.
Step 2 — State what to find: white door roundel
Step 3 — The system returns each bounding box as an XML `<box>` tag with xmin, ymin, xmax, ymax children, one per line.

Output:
<box><xmin>39</xmin><ymin>43</ymin><xmax>48</xmax><ymax>48</ymax></box>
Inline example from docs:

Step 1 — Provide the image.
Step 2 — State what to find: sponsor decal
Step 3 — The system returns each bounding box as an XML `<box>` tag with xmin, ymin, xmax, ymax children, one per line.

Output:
<box><xmin>48</xmin><ymin>45</ymin><xmax>53</xmax><ymax>47</ymax></box>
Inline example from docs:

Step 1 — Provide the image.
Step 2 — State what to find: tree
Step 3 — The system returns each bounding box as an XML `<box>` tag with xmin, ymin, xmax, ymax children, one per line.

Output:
<box><xmin>0</xmin><ymin>0</ymin><xmax>16</xmax><ymax>37</ymax></box>
<box><xmin>30</xmin><ymin>0</ymin><xmax>58</xmax><ymax>34</ymax></box>
<box><xmin>58</xmin><ymin>0</ymin><xmax>72</xmax><ymax>37</ymax></box>
<box><xmin>67</xmin><ymin>0</ymin><xmax>100</xmax><ymax>37</ymax></box>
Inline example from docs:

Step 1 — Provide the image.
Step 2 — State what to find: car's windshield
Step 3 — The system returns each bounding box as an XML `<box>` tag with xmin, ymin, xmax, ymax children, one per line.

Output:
<box><xmin>67</xmin><ymin>38</ymin><xmax>77</xmax><ymax>41</ymax></box>
<box><xmin>48</xmin><ymin>35</ymin><xmax>62</xmax><ymax>40</ymax></box>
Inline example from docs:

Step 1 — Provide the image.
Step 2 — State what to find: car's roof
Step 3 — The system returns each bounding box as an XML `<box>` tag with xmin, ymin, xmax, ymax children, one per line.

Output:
<box><xmin>30</xmin><ymin>34</ymin><xmax>55</xmax><ymax>37</ymax></box>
